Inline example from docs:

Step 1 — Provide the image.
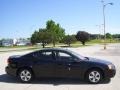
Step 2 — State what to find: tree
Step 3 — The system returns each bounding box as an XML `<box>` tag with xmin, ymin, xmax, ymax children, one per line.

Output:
<box><xmin>38</xmin><ymin>29</ymin><xmax>52</xmax><ymax>48</ymax></box>
<box><xmin>31</xmin><ymin>31</ymin><xmax>39</xmax><ymax>45</ymax></box>
<box><xmin>112</xmin><ymin>34</ymin><xmax>120</xmax><ymax>38</ymax></box>
<box><xmin>76</xmin><ymin>31</ymin><xmax>90</xmax><ymax>45</ymax></box>
<box><xmin>31</xmin><ymin>20</ymin><xmax>65</xmax><ymax>48</ymax></box>
<box><xmin>61</xmin><ymin>35</ymin><xmax>77</xmax><ymax>47</ymax></box>
<box><xmin>46</xmin><ymin>20</ymin><xmax>65</xmax><ymax>47</ymax></box>
<box><xmin>90</xmin><ymin>34</ymin><xmax>101</xmax><ymax>40</ymax></box>
<box><xmin>106</xmin><ymin>33</ymin><xmax>112</xmax><ymax>39</ymax></box>
<box><xmin>31</xmin><ymin>29</ymin><xmax>51</xmax><ymax>48</ymax></box>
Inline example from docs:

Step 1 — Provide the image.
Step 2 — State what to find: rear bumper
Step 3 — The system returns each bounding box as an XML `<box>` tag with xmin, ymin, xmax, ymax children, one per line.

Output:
<box><xmin>5</xmin><ymin>66</ymin><xmax>17</xmax><ymax>77</ymax></box>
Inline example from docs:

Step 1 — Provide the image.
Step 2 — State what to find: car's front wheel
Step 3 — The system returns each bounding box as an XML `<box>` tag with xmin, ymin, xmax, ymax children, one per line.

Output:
<box><xmin>86</xmin><ymin>69</ymin><xmax>103</xmax><ymax>84</ymax></box>
<box><xmin>18</xmin><ymin>69</ymin><xmax>33</xmax><ymax>83</ymax></box>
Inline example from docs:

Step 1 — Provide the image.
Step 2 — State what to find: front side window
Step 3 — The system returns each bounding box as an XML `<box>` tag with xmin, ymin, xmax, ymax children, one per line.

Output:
<box><xmin>57</xmin><ymin>51</ymin><xmax>73</xmax><ymax>62</ymax></box>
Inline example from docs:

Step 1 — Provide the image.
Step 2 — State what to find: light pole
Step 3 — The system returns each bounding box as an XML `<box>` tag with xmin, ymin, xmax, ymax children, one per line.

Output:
<box><xmin>101</xmin><ymin>0</ymin><xmax>113</xmax><ymax>50</ymax></box>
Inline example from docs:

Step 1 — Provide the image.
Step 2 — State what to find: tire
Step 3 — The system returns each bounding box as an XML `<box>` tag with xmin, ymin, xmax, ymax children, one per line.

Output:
<box><xmin>18</xmin><ymin>69</ymin><xmax>33</xmax><ymax>83</ymax></box>
<box><xmin>86</xmin><ymin>69</ymin><xmax>103</xmax><ymax>84</ymax></box>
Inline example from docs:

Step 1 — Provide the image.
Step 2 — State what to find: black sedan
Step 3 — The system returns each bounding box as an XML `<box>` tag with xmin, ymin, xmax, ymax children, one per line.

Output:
<box><xmin>5</xmin><ymin>48</ymin><xmax>116</xmax><ymax>84</ymax></box>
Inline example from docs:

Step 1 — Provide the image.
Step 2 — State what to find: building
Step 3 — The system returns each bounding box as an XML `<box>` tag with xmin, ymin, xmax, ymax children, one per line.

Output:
<box><xmin>16</xmin><ymin>39</ymin><xmax>31</xmax><ymax>46</ymax></box>
<box><xmin>0</xmin><ymin>38</ymin><xmax>31</xmax><ymax>46</ymax></box>
<box><xmin>1</xmin><ymin>39</ymin><xmax>14</xmax><ymax>46</ymax></box>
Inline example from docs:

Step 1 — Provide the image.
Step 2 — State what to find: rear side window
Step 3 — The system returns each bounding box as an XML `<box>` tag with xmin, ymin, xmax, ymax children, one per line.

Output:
<box><xmin>33</xmin><ymin>51</ymin><xmax>53</xmax><ymax>61</ymax></box>
<box><xmin>39</xmin><ymin>51</ymin><xmax>53</xmax><ymax>61</ymax></box>
<box><xmin>41</xmin><ymin>51</ymin><xmax>53</xmax><ymax>59</ymax></box>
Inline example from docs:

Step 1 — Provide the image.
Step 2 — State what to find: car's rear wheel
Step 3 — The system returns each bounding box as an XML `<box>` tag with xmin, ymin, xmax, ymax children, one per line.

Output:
<box><xmin>18</xmin><ymin>69</ymin><xmax>33</xmax><ymax>83</ymax></box>
<box><xmin>86</xmin><ymin>69</ymin><xmax>103</xmax><ymax>84</ymax></box>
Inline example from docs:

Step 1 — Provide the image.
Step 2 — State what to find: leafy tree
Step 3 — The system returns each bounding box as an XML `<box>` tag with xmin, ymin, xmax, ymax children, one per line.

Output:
<box><xmin>0</xmin><ymin>40</ymin><xmax>2</xmax><ymax>46</ymax></box>
<box><xmin>46</xmin><ymin>20</ymin><xmax>65</xmax><ymax>47</ymax></box>
<box><xmin>90</xmin><ymin>34</ymin><xmax>101</xmax><ymax>40</ymax></box>
<box><xmin>31</xmin><ymin>20</ymin><xmax>65</xmax><ymax>47</ymax></box>
<box><xmin>106</xmin><ymin>33</ymin><xmax>112</xmax><ymax>39</ymax></box>
<box><xmin>31</xmin><ymin>31</ymin><xmax>39</xmax><ymax>45</ymax></box>
<box><xmin>76</xmin><ymin>31</ymin><xmax>90</xmax><ymax>45</ymax></box>
<box><xmin>61</xmin><ymin>35</ymin><xmax>77</xmax><ymax>47</ymax></box>
<box><xmin>38</xmin><ymin>29</ymin><xmax>51</xmax><ymax>48</ymax></box>
<box><xmin>31</xmin><ymin>29</ymin><xmax>51</xmax><ymax>48</ymax></box>
<box><xmin>112</xmin><ymin>34</ymin><xmax>120</xmax><ymax>38</ymax></box>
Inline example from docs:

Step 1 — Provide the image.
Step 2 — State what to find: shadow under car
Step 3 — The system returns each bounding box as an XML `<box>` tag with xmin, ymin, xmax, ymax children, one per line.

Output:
<box><xmin>0</xmin><ymin>74</ymin><xmax>111</xmax><ymax>85</ymax></box>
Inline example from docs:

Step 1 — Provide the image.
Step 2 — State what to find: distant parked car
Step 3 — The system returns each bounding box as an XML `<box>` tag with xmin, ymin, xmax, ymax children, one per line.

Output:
<box><xmin>5</xmin><ymin>48</ymin><xmax>116</xmax><ymax>84</ymax></box>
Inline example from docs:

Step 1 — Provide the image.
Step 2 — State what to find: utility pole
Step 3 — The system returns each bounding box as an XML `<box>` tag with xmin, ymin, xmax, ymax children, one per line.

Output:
<box><xmin>101</xmin><ymin>0</ymin><xmax>113</xmax><ymax>50</ymax></box>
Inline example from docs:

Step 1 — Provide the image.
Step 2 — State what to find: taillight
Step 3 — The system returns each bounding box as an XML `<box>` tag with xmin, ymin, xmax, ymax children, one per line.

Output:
<box><xmin>7</xmin><ymin>58</ymin><xmax>11</xmax><ymax>64</ymax></box>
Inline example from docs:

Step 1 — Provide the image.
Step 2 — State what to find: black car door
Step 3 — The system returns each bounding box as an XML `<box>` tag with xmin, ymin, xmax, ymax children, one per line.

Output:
<box><xmin>68</xmin><ymin>59</ymin><xmax>87</xmax><ymax>79</ymax></box>
<box><xmin>55</xmin><ymin>50</ymin><xmax>86</xmax><ymax>78</ymax></box>
<box><xmin>54</xmin><ymin>51</ymin><xmax>74</xmax><ymax>78</ymax></box>
<box><xmin>32</xmin><ymin>50</ymin><xmax>55</xmax><ymax>77</ymax></box>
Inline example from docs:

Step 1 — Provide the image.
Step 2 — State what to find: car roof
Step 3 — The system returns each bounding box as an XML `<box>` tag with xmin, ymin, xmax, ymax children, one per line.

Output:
<box><xmin>23</xmin><ymin>48</ymin><xmax>72</xmax><ymax>57</ymax></box>
<box><xmin>40</xmin><ymin>48</ymin><xmax>70</xmax><ymax>52</ymax></box>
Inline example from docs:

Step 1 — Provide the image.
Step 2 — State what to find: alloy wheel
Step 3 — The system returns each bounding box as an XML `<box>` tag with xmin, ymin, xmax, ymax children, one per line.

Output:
<box><xmin>88</xmin><ymin>70</ymin><xmax>101</xmax><ymax>83</ymax></box>
<box><xmin>19</xmin><ymin>69</ymin><xmax>32</xmax><ymax>82</ymax></box>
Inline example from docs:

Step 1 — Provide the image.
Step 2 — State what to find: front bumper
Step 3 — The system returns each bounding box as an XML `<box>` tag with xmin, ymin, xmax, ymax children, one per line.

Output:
<box><xmin>5</xmin><ymin>66</ymin><xmax>17</xmax><ymax>77</ymax></box>
<box><xmin>104</xmin><ymin>68</ymin><xmax>116</xmax><ymax>78</ymax></box>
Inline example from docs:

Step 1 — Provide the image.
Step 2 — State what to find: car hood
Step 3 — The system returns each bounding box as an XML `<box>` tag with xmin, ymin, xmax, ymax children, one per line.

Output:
<box><xmin>87</xmin><ymin>57</ymin><xmax>112</xmax><ymax>65</ymax></box>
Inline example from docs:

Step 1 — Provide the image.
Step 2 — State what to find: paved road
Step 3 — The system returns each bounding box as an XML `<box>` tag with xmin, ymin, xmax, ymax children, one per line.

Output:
<box><xmin>0</xmin><ymin>43</ymin><xmax>120</xmax><ymax>90</ymax></box>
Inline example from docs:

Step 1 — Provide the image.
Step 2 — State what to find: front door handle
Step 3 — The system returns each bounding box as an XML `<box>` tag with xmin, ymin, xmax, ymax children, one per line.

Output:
<box><xmin>68</xmin><ymin>67</ymin><xmax>71</xmax><ymax>71</ymax></box>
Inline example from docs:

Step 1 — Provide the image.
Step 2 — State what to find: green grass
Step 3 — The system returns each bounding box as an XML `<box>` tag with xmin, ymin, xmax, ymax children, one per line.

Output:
<box><xmin>0</xmin><ymin>39</ymin><xmax>119</xmax><ymax>53</ymax></box>
<box><xmin>87</xmin><ymin>39</ymin><xmax>120</xmax><ymax>44</ymax></box>
<box><xmin>70</xmin><ymin>44</ymin><xmax>90</xmax><ymax>48</ymax></box>
<box><xmin>45</xmin><ymin>42</ymin><xmax>90</xmax><ymax>48</ymax></box>
<box><xmin>0</xmin><ymin>43</ymin><xmax>89</xmax><ymax>53</ymax></box>
<box><xmin>0</xmin><ymin>45</ymin><xmax>42</xmax><ymax>53</ymax></box>
<box><xmin>0</xmin><ymin>45</ymin><xmax>33</xmax><ymax>48</ymax></box>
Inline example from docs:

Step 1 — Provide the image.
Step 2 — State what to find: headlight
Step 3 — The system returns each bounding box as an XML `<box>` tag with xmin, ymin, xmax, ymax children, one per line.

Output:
<box><xmin>108</xmin><ymin>64</ymin><xmax>113</xmax><ymax>69</ymax></box>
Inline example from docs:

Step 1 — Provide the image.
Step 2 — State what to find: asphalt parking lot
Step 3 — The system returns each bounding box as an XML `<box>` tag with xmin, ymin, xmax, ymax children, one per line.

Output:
<box><xmin>0</xmin><ymin>44</ymin><xmax>120</xmax><ymax>90</ymax></box>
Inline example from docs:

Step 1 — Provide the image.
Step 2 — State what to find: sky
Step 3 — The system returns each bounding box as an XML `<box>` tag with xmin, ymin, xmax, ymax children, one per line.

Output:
<box><xmin>0</xmin><ymin>0</ymin><xmax>120</xmax><ymax>39</ymax></box>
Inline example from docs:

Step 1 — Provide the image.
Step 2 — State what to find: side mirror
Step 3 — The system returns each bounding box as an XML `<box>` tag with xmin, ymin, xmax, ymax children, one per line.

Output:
<box><xmin>85</xmin><ymin>57</ymin><xmax>89</xmax><ymax>60</ymax></box>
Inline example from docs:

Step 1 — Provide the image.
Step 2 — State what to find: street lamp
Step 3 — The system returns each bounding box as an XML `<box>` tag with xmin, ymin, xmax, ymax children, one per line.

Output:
<box><xmin>101</xmin><ymin>0</ymin><xmax>113</xmax><ymax>50</ymax></box>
